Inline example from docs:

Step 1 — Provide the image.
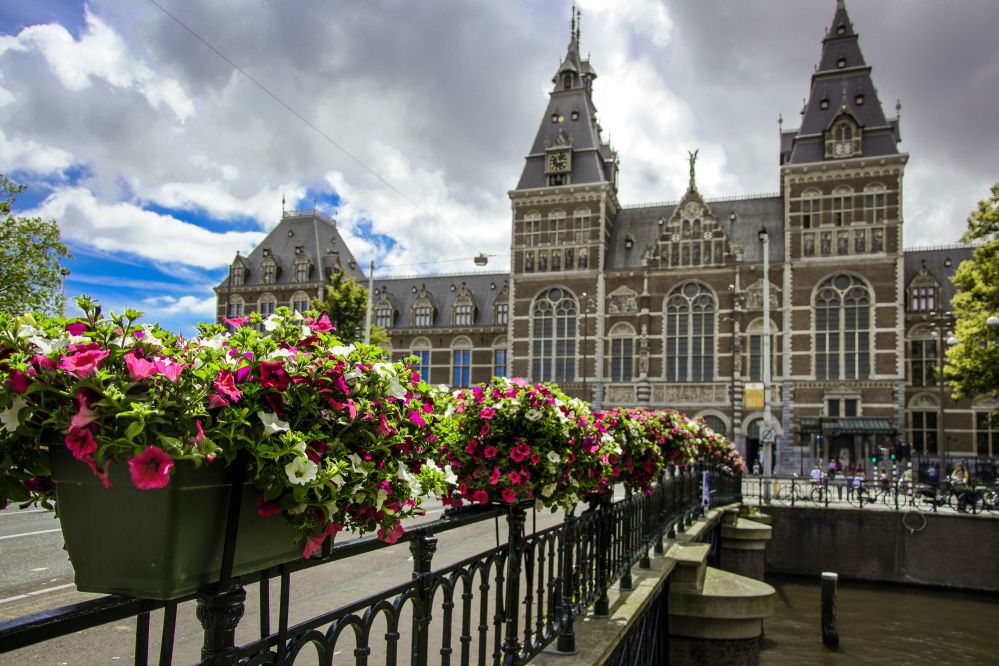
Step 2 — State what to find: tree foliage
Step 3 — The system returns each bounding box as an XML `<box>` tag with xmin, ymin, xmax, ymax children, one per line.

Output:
<box><xmin>0</xmin><ymin>175</ymin><xmax>71</xmax><ymax>316</ymax></box>
<box><xmin>311</xmin><ymin>265</ymin><xmax>388</xmax><ymax>346</ymax></box>
<box><xmin>946</xmin><ymin>182</ymin><xmax>999</xmax><ymax>405</ymax></box>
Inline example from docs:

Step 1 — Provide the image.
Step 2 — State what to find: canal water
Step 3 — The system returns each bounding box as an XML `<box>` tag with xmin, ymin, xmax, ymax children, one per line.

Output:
<box><xmin>762</xmin><ymin>576</ymin><xmax>999</xmax><ymax>664</ymax></box>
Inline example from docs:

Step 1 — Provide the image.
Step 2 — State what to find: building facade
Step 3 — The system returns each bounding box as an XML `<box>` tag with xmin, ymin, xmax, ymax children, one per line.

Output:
<box><xmin>216</xmin><ymin>3</ymin><xmax>996</xmax><ymax>472</ymax></box>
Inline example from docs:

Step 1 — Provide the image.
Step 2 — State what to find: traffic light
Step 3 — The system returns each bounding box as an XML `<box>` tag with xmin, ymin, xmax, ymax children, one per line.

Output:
<box><xmin>871</xmin><ymin>450</ymin><xmax>879</xmax><ymax>464</ymax></box>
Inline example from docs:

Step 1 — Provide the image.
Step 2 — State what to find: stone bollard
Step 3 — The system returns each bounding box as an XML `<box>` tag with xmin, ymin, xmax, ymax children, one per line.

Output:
<box><xmin>821</xmin><ymin>572</ymin><xmax>839</xmax><ymax>647</ymax></box>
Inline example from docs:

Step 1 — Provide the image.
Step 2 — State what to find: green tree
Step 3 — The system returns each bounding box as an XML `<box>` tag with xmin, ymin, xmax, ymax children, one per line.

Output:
<box><xmin>946</xmin><ymin>182</ymin><xmax>999</xmax><ymax>406</ymax></box>
<box><xmin>0</xmin><ymin>175</ymin><xmax>71</xmax><ymax>316</ymax></box>
<box><xmin>311</xmin><ymin>265</ymin><xmax>388</xmax><ymax>346</ymax></box>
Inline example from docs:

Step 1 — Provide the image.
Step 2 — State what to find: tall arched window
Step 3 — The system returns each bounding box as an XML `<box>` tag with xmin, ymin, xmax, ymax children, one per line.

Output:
<box><xmin>451</xmin><ymin>337</ymin><xmax>473</xmax><ymax>387</ymax></box>
<box><xmin>665</xmin><ymin>283</ymin><xmax>715</xmax><ymax>381</ymax></box>
<box><xmin>531</xmin><ymin>287</ymin><xmax>577</xmax><ymax>382</ymax></box>
<box><xmin>608</xmin><ymin>322</ymin><xmax>635</xmax><ymax>382</ymax></box>
<box><xmin>410</xmin><ymin>337</ymin><xmax>432</xmax><ymax>383</ymax></box>
<box><xmin>815</xmin><ymin>275</ymin><xmax>871</xmax><ymax>380</ymax></box>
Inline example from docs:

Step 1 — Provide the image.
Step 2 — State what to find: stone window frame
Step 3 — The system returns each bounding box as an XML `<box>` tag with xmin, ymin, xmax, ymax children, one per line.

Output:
<box><xmin>907</xmin><ymin>324</ymin><xmax>939</xmax><ymax>388</ymax></box>
<box><xmin>412</xmin><ymin>293</ymin><xmax>435</xmax><ymax>328</ymax></box>
<box><xmin>261</xmin><ymin>255</ymin><xmax>279</xmax><ymax>285</ymax></box>
<box><xmin>664</xmin><ymin>282</ymin><xmax>717</xmax><ymax>382</ymax></box>
<box><xmin>863</xmin><ymin>182</ymin><xmax>888</xmax><ymax>224</ymax></box>
<box><xmin>830</xmin><ymin>186</ymin><xmax>854</xmax><ymax>227</ymax></box>
<box><xmin>800</xmin><ymin>188</ymin><xmax>822</xmax><ymax>229</ymax></box>
<box><xmin>226</xmin><ymin>295</ymin><xmax>245</xmax><ymax>318</ymax></box>
<box><xmin>230</xmin><ymin>260</ymin><xmax>247</xmax><ymax>287</ymax></box>
<box><xmin>824</xmin><ymin>116</ymin><xmax>863</xmax><ymax>158</ymax></box>
<box><xmin>696</xmin><ymin>412</ymin><xmax>729</xmax><ymax>438</ymax></box>
<box><xmin>492</xmin><ymin>335</ymin><xmax>508</xmax><ymax>379</ymax></box>
<box><xmin>409</xmin><ymin>336</ymin><xmax>432</xmax><ymax>383</ymax></box>
<box><xmin>451</xmin><ymin>335</ymin><xmax>474</xmax><ymax>388</ymax></box>
<box><xmin>607</xmin><ymin>321</ymin><xmax>635</xmax><ymax>382</ymax></box>
<box><xmin>530</xmin><ymin>286</ymin><xmax>577</xmax><ymax>384</ymax></box>
<box><xmin>745</xmin><ymin>317</ymin><xmax>781</xmax><ymax>382</ymax></box>
<box><xmin>290</xmin><ymin>291</ymin><xmax>310</xmax><ymax>314</ymax></box>
<box><xmin>813</xmin><ymin>274</ymin><xmax>872</xmax><ymax>381</ymax></box>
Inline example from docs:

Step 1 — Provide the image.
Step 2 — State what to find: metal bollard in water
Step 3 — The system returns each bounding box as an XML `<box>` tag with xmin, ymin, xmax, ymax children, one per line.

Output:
<box><xmin>821</xmin><ymin>571</ymin><xmax>839</xmax><ymax>647</ymax></box>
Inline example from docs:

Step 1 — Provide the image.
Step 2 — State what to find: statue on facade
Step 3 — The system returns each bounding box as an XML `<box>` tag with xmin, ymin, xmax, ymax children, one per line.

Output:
<box><xmin>687</xmin><ymin>149</ymin><xmax>699</xmax><ymax>190</ymax></box>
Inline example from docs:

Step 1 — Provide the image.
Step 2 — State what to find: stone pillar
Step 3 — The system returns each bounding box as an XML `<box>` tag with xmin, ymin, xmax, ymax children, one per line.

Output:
<box><xmin>668</xmin><ymin>542</ymin><xmax>775</xmax><ymax>666</ymax></box>
<box><xmin>719</xmin><ymin>509</ymin><xmax>773</xmax><ymax>582</ymax></box>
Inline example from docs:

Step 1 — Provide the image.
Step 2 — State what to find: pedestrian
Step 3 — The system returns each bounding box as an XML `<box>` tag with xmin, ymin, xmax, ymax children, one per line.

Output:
<box><xmin>834</xmin><ymin>470</ymin><xmax>845</xmax><ymax>500</ymax></box>
<box><xmin>928</xmin><ymin>464</ymin><xmax>938</xmax><ymax>492</ymax></box>
<box><xmin>752</xmin><ymin>460</ymin><xmax>761</xmax><ymax>476</ymax></box>
<box><xmin>853</xmin><ymin>471</ymin><xmax>865</xmax><ymax>503</ymax></box>
<box><xmin>950</xmin><ymin>463</ymin><xmax>970</xmax><ymax>512</ymax></box>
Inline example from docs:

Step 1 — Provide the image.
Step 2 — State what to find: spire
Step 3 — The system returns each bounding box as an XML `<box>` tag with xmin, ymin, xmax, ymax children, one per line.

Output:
<box><xmin>785</xmin><ymin>1</ymin><xmax>899</xmax><ymax>164</ymax></box>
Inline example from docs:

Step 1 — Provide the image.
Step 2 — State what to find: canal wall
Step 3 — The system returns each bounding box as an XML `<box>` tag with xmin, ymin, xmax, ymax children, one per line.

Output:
<box><xmin>764</xmin><ymin>506</ymin><xmax>999</xmax><ymax>592</ymax></box>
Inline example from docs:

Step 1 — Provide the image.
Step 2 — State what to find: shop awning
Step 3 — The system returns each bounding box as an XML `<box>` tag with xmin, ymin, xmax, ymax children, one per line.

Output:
<box><xmin>799</xmin><ymin>417</ymin><xmax>897</xmax><ymax>436</ymax></box>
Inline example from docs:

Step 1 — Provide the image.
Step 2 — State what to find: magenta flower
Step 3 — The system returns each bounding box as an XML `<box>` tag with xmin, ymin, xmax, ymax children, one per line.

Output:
<box><xmin>307</xmin><ymin>313</ymin><xmax>334</xmax><ymax>333</ymax></box>
<box><xmin>472</xmin><ymin>489</ymin><xmax>490</xmax><ymax>504</ymax></box>
<box><xmin>479</xmin><ymin>407</ymin><xmax>495</xmax><ymax>420</ymax></box>
<box><xmin>65</xmin><ymin>426</ymin><xmax>97</xmax><ymax>461</ymax></box>
<box><xmin>125</xmin><ymin>352</ymin><xmax>158</xmax><ymax>382</ymax></box>
<box><xmin>157</xmin><ymin>361</ymin><xmax>185</xmax><ymax>383</ymax></box>
<box><xmin>259</xmin><ymin>361</ymin><xmax>291</xmax><ymax>391</ymax></box>
<box><xmin>489</xmin><ymin>467</ymin><xmax>501</xmax><ymax>485</ymax></box>
<box><xmin>8</xmin><ymin>370</ymin><xmax>31</xmax><ymax>393</ymax></box>
<box><xmin>501</xmin><ymin>488</ymin><xmax>517</xmax><ymax>503</ymax></box>
<box><xmin>510</xmin><ymin>442</ymin><xmax>531</xmax><ymax>463</ymax></box>
<box><xmin>59</xmin><ymin>349</ymin><xmax>110</xmax><ymax>377</ymax></box>
<box><xmin>127</xmin><ymin>446</ymin><xmax>174</xmax><ymax>490</ymax></box>
<box><xmin>65</xmin><ymin>322</ymin><xmax>88</xmax><ymax>336</ymax></box>
<box><xmin>70</xmin><ymin>390</ymin><xmax>99</xmax><ymax>430</ymax></box>
<box><xmin>194</xmin><ymin>419</ymin><xmax>206</xmax><ymax>444</ymax></box>
<box><xmin>408</xmin><ymin>410</ymin><xmax>426</xmax><ymax>427</ymax></box>
<box><xmin>213</xmin><ymin>370</ymin><xmax>242</xmax><ymax>404</ymax></box>
<box><xmin>223</xmin><ymin>315</ymin><xmax>252</xmax><ymax>328</ymax></box>
<box><xmin>255</xmin><ymin>495</ymin><xmax>283</xmax><ymax>517</ymax></box>
<box><xmin>302</xmin><ymin>521</ymin><xmax>344</xmax><ymax>558</ymax></box>
<box><xmin>483</xmin><ymin>446</ymin><xmax>497</xmax><ymax>459</ymax></box>
<box><xmin>377</xmin><ymin>521</ymin><xmax>405</xmax><ymax>544</ymax></box>
<box><xmin>508</xmin><ymin>470</ymin><xmax>522</xmax><ymax>486</ymax></box>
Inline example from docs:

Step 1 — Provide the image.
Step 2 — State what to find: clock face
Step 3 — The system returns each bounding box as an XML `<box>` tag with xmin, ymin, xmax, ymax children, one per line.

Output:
<box><xmin>703</xmin><ymin>230</ymin><xmax>713</xmax><ymax>240</ymax></box>
<box><xmin>547</xmin><ymin>151</ymin><xmax>569</xmax><ymax>172</ymax></box>
<box><xmin>671</xmin><ymin>232</ymin><xmax>681</xmax><ymax>243</ymax></box>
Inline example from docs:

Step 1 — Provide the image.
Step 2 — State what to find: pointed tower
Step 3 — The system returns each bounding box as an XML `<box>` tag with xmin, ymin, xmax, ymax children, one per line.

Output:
<box><xmin>507</xmin><ymin>6</ymin><xmax>619</xmax><ymax>393</ymax></box>
<box><xmin>779</xmin><ymin>0</ymin><xmax>909</xmax><ymax>462</ymax></box>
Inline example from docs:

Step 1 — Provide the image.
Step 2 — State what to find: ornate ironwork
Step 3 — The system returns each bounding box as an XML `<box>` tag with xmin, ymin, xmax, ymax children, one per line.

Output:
<box><xmin>0</xmin><ymin>466</ymin><xmax>740</xmax><ymax>665</ymax></box>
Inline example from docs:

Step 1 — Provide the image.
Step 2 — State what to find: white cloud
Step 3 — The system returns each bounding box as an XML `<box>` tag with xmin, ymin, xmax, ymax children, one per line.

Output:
<box><xmin>0</xmin><ymin>11</ymin><xmax>194</xmax><ymax>121</ymax></box>
<box><xmin>0</xmin><ymin>129</ymin><xmax>74</xmax><ymax>173</ymax></box>
<box><xmin>28</xmin><ymin>188</ymin><xmax>264</xmax><ymax>269</ymax></box>
<box><xmin>143</xmin><ymin>294</ymin><xmax>216</xmax><ymax>317</ymax></box>
<box><xmin>144</xmin><ymin>180</ymin><xmax>303</xmax><ymax>229</ymax></box>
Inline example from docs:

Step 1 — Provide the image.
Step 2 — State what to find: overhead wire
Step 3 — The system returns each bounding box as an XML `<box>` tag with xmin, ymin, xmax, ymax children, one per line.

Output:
<box><xmin>145</xmin><ymin>0</ymin><xmax>485</xmax><ymax>255</ymax></box>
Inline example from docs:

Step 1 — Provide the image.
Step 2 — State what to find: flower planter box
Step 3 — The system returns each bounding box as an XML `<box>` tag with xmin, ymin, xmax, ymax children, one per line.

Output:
<box><xmin>51</xmin><ymin>447</ymin><xmax>300</xmax><ymax>601</ymax></box>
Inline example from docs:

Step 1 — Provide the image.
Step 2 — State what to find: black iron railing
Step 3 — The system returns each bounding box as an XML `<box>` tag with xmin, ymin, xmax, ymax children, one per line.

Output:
<box><xmin>0</xmin><ymin>466</ymin><xmax>741</xmax><ymax>665</ymax></box>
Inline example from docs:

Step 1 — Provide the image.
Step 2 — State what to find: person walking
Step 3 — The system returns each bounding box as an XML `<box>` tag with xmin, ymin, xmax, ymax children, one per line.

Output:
<box><xmin>950</xmin><ymin>463</ymin><xmax>971</xmax><ymax>512</ymax></box>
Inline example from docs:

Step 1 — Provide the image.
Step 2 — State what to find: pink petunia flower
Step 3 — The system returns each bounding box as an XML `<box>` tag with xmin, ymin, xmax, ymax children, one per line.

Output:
<box><xmin>501</xmin><ymin>488</ymin><xmax>517</xmax><ymax>503</ymax></box>
<box><xmin>472</xmin><ymin>489</ymin><xmax>490</xmax><ymax>504</ymax></box>
<box><xmin>8</xmin><ymin>370</ymin><xmax>32</xmax><ymax>393</ymax></box>
<box><xmin>194</xmin><ymin>419</ymin><xmax>206</xmax><ymax>444</ymax></box>
<box><xmin>489</xmin><ymin>467</ymin><xmax>501</xmax><ymax>485</ymax></box>
<box><xmin>510</xmin><ymin>443</ymin><xmax>531</xmax><ymax>463</ymax></box>
<box><xmin>65</xmin><ymin>322</ymin><xmax>88</xmax><ymax>336</ymax></box>
<box><xmin>70</xmin><ymin>390</ymin><xmax>99</xmax><ymax>430</ymax></box>
<box><xmin>213</xmin><ymin>370</ymin><xmax>243</xmax><ymax>403</ymax></box>
<box><xmin>59</xmin><ymin>349</ymin><xmax>110</xmax><ymax>377</ymax></box>
<box><xmin>483</xmin><ymin>446</ymin><xmax>497</xmax><ymax>459</ymax></box>
<box><xmin>307</xmin><ymin>313</ymin><xmax>334</xmax><ymax>333</ymax></box>
<box><xmin>377</xmin><ymin>521</ymin><xmax>406</xmax><ymax>544</ymax></box>
<box><xmin>255</xmin><ymin>495</ymin><xmax>283</xmax><ymax>517</ymax></box>
<box><xmin>479</xmin><ymin>407</ymin><xmax>496</xmax><ymax>420</ymax></box>
<box><xmin>508</xmin><ymin>471</ymin><xmax>522</xmax><ymax>486</ymax></box>
<box><xmin>302</xmin><ymin>521</ymin><xmax>344</xmax><ymax>558</ymax></box>
<box><xmin>127</xmin><ymin>446</ymin><xmax>174</xmax><ymax>490</ymax></box>
<box><xmin>156</xmin><ymin>361</ymin><xmax>185</xmax><ymax>383</ymax></box>
<box><xmin>125</xmin><ymin>352</ymin><xmax>159</xmax><ymax>382</ymax></box>
<box><xmin>65</xmin><ymin>426</ymin><xmax>97</xmax><ymax>461</ymax></box>
<box><xmin>259</xmin><ymin>361</ymin><xmax>291</xmax><ymax>391</ymax></box>
<box><xmin>408</xmin><ymin>410</ymin><xmax>426</xmax><ymax>427</ymax></box>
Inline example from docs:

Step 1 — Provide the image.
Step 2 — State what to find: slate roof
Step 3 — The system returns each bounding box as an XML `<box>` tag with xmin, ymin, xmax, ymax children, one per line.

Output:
<box><xmin>904</xmin><ymin>245</ymin><xmax>975</xmax><ymax>311</ymax></box>
<box><xmin>372</xmin><ymin>272</ymin><xmax>510</xmax><ymax>329</ymax></box>
<box><xmin>786</xmin><ymin>1</ymin><xmax>899</xmax><ymax>165</ymax></box>
<box><xmin>515</xmin><ymin>29</ymin><xmax>616</xmax><ymax>190</ymax></box>
<box><xmin>215</xmin><ymin>210</ymin><xmax>364</xmax><ymax>291</ymax></box>
<box><xmin>608</xmin><ymin>194</ymin><xmax>785</xmax><ymax>270</ymax></box>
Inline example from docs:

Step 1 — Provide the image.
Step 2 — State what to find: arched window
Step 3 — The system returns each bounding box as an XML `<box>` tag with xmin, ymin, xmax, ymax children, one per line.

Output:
<box><xmin>410</xmin><ymin>337</ymin><xmax>432</xmax><ymax>383</ymax></box>
<box><xmin>230</xmin><ymin>260</ymin><xmax>246</xmax><ymax>287</ymax></box>
<box><xmin>373</xmin><ymin>293</ymin><xmax>395</xmax><ymax>328</ymax></box>
<box><xmin>258</xmin><ymin>294</ymin><xmax>277</xmax><ymax>317</ymax></box>
<box><xmin>452</xmin><ymin>293</ymin><xmax>475</xmax><ymax>326</ymax></box>
<box><xmin>492</xmin><ymin>336</ymin><xmax>508</xmax><ymax>379</ymax></box>
<box><xmin>293</xmin><ymin>256</ymin><xmax>310</xmax><ymax>282</ymax></box>
<box><xmin>835</xmin><ymin>123</ymin><xmax>853</xmax><ymax>143</ymax></box>
<box><xmin>531</xmin><ymin>287</ymin><xmax>577</xmax><ymax>383</ymax></box>
<box><xmin>290</xmin><ymin>291</ymin><xmax>310</xmax><ymax>313</ymax></box>
<box><xmin>451</xmin><ymin>337</ymin><xmax>473</xmax><ymax>387</ymax></box>
<box><xmin>226</xmin><ymin>295</ymin><xmax>244</xmax><ymax>318</ymax></box>
<box><xmin>815</xmin><ymin>275</ymin><xmax>871</xmax><ymax>380</ymax></box>
<box><xmin>412</xmin><ymin>295</ymin><xmax>434</xmax><ymax>328</ymax></box>
<box><xmin>665</xmin><ymin>283</ymin><xmax>716</xmax><ymax>382</ymax></box>
<box><xmin>608</xmin><ymin>322</ymin><xmax>635</xmax><ymax>382</ymax></box>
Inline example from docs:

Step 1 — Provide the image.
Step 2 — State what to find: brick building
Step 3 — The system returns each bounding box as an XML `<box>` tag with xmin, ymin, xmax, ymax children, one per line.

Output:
<box><xmin>216</xmin><ymin>3</ymin><xmax>995</xmax><ymax>472</ymax></box>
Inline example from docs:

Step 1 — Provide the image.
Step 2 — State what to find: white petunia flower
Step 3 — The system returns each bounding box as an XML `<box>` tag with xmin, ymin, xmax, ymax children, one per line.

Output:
<box><xmin>263</xmin><ymin>314</ymin><xmax>282</xmax><ymax>332</ymax></box>
<box><xmin>330</xmin><ymin>344</ymin><xmax>356</xmax><ymax>358</ymax></box>
<box><xmin>258</xmin><ymin>411</ymin><xmax>290</xmax><ymax>437</ymax></box>
<box><xmin>525</xmin><ymin>409</ymin><xmax>542</xmax><ymax>422</ymax></box>
<box><xmin>0</xmin><ymin>397</ymin><xmax>28</xmax><ymax>433</ymax></box>
<box><xmin>547</xmin><ymin>451</ymin><xmax>562</xmax><ymax>464</ymax></box>
<box><xmin>375</xmin><ymin>488</ymin><xmax>389</xmax><ymax>510</ymax></box>
<box><xmin>398</xmin><ymin>462</ymin><xmax>421</xmax><ymax>493</ymax></box>
<box><xmin>372</xmin><ymin>362</ymin><xmax>396</xmax><ymax>378</ymax></box>
<box><xmin>285</xmin><ymin>457</ymin><xmax>318</xmax><ymax>485</ymax></box>
<box><xmin>348</xmin><ymin>453</ymin><xmax>368</xmax><ymax>476</ymax></box>
<box><xmin>443</xmin><ymin>464</ymin><xmax>458</xmax><ymax>486</ymax></box>
<box><xmin>17</xmin><ymin>324</ymin><xmax>44</xmax><ymax>339</ymax></box>
<box><xmin>387</xmin><ymin>379</ymin><xmax>408</xmax><ymax>400</ymax></box>
<box><xmin>28</xmin><ymin>335</ymin><xmax>68</xmax><ymax>354</ymax></box>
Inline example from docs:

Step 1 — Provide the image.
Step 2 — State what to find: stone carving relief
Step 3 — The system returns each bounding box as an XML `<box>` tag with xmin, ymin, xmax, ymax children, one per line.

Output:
<box><xmin>744</xmin><ymin>280</ymin><xmax>781</xmax><ymax>310</ymax></box>
<box><xmin>651</xmin><ymin>383</ymin><xmax>727</xmax><ymax>404</ymax></box>
<box><xmin>605</xmin><ymin>385</ymin><xmax>637</xmax><ymax>405</ymax></box>
<box><xmin>607</xmin><ymin>286</ymin><xmax>638</xmax><ymax>314</ymax></box>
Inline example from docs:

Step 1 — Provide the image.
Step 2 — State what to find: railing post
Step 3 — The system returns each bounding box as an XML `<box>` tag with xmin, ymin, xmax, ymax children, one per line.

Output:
<box><xmin>410</xmin><ymin>531</ymin><xmax>438</xmax><ymax>666</ymax></box>
<box><xmin>654</xmin><ymin>472</ymin><xmax>666</xmax><ymax>554</ymax></box>
<box><xmin>621</xmin><ymin>491</ymin><xmax>633</xmax><ymax>591</ymax></box>
<box><xmin>196</xmin><ymin>586</ymin><xmax>246</xmax><ymax>665</ymax></box>
<box><xmin>594</xmin><ymin>494</ymin><xmax>611</xmax><ymax>616</ymax></box>
<box><xmin>555</xmin><ymin>510</ymin><xmax>576</xmax><ymax>653</ymax></box>
<box><xmin>640</xmin><ymin>490</ymin><xmax>652</xmax><ymax>569</ymax></box>
<box><xmin>501</xmin><ymin>505</ymin><xmax>527</xmax><ymax>665</ymax></box>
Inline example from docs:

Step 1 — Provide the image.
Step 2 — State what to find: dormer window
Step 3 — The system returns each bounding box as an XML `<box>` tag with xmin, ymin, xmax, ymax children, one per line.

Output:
<box><xmin>562</xmin><ymin>72</ymin><xmax>572</xmax><ymax>89</ymax></box>
<box><xmin>412</xmin><ymin>292</ymin><xmax>434</xmax><ymax>328</ymax></box>
<box><xmin>230</xmin><ymin>262</ymin><xmax>246</xmax><ymax>287</ymax></box>
<box><xmin>910</xmin><ymin>286</ymin><xmax>936</xmax><ymax>312</ymax></box>
<box><xmin>855</xmin><ymin>94</ymin><xmax>864</xmax><ymax>105</ymax></box>
<box><xmin>837</xmin><ymin>57</ymin><xmax>846</xmax><ymax>69</ymax></box>
<box><xmin>837</xmin><ymin>25</ymin><xmax>846</xmax><ymax>36</ymax></box>
<box><xmin>826</xmin><ymin>117</ymin><xmax>862</xmax><ymax>159</ymax></box>
<box><xmin>571</xmin><ymin>110</ymin><xmax>579</xmax><ymax>121</ymax></box>
<box><xmin>375</xmin><ymin>307</ymin><xmax>393</xmax><ymax>328</ymax></box>
<box><xmin>294</xmin><ymin>256</ymin><xmax>310</xmax><ymax>282</ymax></box>
<box><xmin>820</xmin><ymin>98</ymin><xmax>830</xmax><ymax>110</ymax></box>
<box><xmin>262</xmin><ymin>263</ymin><xmax>276</xmax><ymax>284</ymax></box>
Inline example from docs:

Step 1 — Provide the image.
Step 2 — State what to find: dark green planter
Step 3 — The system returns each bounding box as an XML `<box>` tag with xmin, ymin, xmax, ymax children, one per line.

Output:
<box><xmin>51</xmin><ymin>446</ymin><xmax>300</xmax><ymax>600</ymax></box>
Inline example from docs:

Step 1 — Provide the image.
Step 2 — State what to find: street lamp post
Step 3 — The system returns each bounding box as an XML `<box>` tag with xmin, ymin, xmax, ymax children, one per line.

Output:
<box><xmin>758</xmin><ymin>228</ymin><xmax>774</xmax><ymax>475</ymax></box>
<box><xmin>581</xmin><ymin>291</ymin><xmax>594</xmax><ymax>402</ymax></box>
<box><xmin>927</xmin><ymin>310</ymin><xmax>957</xmax><ymax>471</ymax></box>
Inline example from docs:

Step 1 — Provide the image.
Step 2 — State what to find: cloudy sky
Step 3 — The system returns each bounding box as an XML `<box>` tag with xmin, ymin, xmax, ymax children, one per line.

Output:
<box><xmin>2</xmin><ymin>0</ymin><xmax>997</xmax><ymax>333</ymax></box>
